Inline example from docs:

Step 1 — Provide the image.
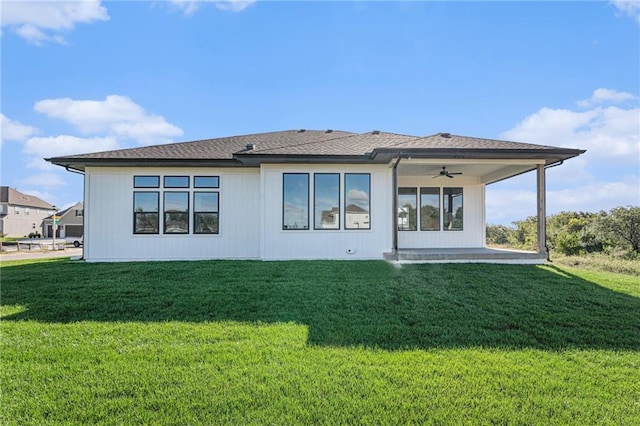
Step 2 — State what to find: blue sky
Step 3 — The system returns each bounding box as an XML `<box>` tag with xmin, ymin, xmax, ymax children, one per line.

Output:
<box><xmin>1</xmin><ymin>0</ymin><xmax>639</xmax><ymax>225</ymax></box>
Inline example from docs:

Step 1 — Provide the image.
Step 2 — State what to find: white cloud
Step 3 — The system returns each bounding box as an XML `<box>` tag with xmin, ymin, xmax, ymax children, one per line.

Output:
<box><xmin>501</xmin><ymin>102</ymin><xmax>640</xmax><ymax>164</ymax></box>
<box><xmin>611</xmin><ymin>0</ymin><xmax>640</xmax><ymax>24</ymax></box>
<box><xmin>347</xmin><ymin>189</ymin><xmax>369</xmax><ymax>204</ymax></box>
<box><xmin>1</xmin><ymin>0</ymin><xmax>109</xmax><ymax>45</ymax></box>
<box><xmin>169</xmin><ymin>0</ymin><xmax>256</xmax><ymax>14</ymax></box>
<box><xmin>22</xmin><ymin>173</ymin><xmax>66</xmax><ymax>189</ymax></box>
<box><xmin>23</xmin><ymin>135</ymin><xmax>120</xmax><ymax>160</ymax></box>
<box><xmin>1</xmin><ymin>113</ymin><xmax>37</xmax><ymax>144</ymax></box>
<box><xmin>577</xmin><ymin>88</ymin><xmax>638</xmax><ymax>107</ymax></box>
<box><xmin>34</xmin><ymin>95</ymin><xmax>183</xmax><ymax>145</ymax></box>
<box><xmin>487</xmin><ymin>176</ymin><xmax>640</xmax><ymax>225</ymax></box>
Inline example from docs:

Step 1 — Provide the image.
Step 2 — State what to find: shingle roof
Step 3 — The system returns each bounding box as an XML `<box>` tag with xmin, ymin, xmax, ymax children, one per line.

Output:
<box><xmin>0</xmin><ymin>186</ymin><xmax>55</xmax><ymax>209</ymax></box>
<box><xmin>47</xmin><ymin>129</ymin><xmax>585</xmax><ymax>170</ymax></box>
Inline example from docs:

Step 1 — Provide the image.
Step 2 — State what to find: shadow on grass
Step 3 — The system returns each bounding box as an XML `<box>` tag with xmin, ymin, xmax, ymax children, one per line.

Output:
<box><xmin>2</xmin><ymin>259</ymin><xmax>639</xmax><ymax>350</ymax></box>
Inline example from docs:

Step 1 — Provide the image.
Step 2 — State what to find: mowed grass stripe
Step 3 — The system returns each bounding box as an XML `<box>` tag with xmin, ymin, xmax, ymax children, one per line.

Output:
<box><xmin>1</xmin><ymin>259</ymin><xmax>639</xmax><ymax>424</ymax></box>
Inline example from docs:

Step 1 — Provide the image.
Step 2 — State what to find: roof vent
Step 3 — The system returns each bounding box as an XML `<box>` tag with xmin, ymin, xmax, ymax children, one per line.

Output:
<box><xmin>440</xmin><ymin>132</ymin><xmax>452</xmax><ymax>138</ymax></box>
<box><xmin>372</xmin><ymin>130</ymin><xmax>380</xmax><ymax>135</ymax></box>
<box><xmin>298</xmin><ymin>129</ymin><xmax>306</xmax><ymax>133</ymax></box>
<box><xmin>325</xmin><ymin>129</ymin><xmax>333</xmax><ymax>133</ymax></box>
<box><xmin>245</xmin><ymin>143</ymin><xmax>255</xmax><ymax>151</ymax></box>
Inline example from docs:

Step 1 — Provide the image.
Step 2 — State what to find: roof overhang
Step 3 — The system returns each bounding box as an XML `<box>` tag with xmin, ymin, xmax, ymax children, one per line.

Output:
<box><xmin>45</xmin><ymin>157</ymin><xmax>247</xmax><ymax>172</ymax></box>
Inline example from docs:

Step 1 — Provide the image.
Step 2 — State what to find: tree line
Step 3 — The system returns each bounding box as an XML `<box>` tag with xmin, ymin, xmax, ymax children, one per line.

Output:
<box><xmin>487</xmin><ymin>206</ymin><xmax>640</xmax><ymax>257</ymax></box>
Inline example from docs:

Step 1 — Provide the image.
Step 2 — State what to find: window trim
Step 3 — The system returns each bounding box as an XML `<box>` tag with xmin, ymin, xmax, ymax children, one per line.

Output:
<box><xmin>397</xmin><ymin>187</ymin><xmax>417</xmax><ymax>231</ymax></box>
<box><xmin>163</xmin><ymin>191</ymin><xmax>190</xmax><ymax>234</ymax></box>
<box><xmin>194</xmin><ymin>176</ymin><xmax>220</xmax><ymax>189</ymax></box>
<box><xmin>344</xmin><ymin>173</ymin><xmax>371</xmax><ymax>230</ymax></box>
<box><xmin>420</xmin><ymin>187</ymin><xmax>441</xmax><ymax>231</ymax></box>
<box><xmin>193</xmin><ymin>191</ymin><xmax>220</xmax><ymax>235</ymax></box>
<box><xmin>133</xmin><ymin>191</ymin><xmax>160</xmax><ymax>234</ymax></box>
<box><xmin>443</xmin><ymin>187</ymin><xmax>464</xmax><ymax>231</ymax></box>
<box><xmin>313</xmin><ymin>173</ymin><xmax>340</xmax><ymax>230</ymax></box>
<box><xmin>134</xmin><ymin>175</ymin><xmax>160</xmax><ymax>188</ymax></box>
<box><xmin>163</xmin><ymin>176</ymin><xmax>190</xmax><ymax>188</ymax></box>
<box><xmin>282</xmin><ymin>173</ymin><xmax>310</xmax><ymax>230</ymax></box>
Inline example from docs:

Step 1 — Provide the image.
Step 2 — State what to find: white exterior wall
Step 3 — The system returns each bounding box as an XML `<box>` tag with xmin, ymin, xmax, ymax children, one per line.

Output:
<box><xmin>260</xmin><ymin>164</ymin><xmax>393</xmax><ymax>260</ymax></box>
<box><xmin>83</xmin><ymin>167</ymin><xmax>260</xmax><ymax>262</ymax></box>
<box><xmin>397</xmin><ymin>175</ymin><xmax>486</xmax><ymax>249</ymax></box>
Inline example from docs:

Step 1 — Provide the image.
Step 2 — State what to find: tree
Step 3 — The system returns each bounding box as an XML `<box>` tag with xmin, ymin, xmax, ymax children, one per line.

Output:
<box><xmin>594</xmin><ymin>206</ymin><xmax>640</xmax><ymax>253</ymax></box>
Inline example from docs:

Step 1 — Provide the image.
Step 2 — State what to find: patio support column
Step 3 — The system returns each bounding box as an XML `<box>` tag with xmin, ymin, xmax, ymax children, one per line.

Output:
<box><xmin>536</xmin><ymin>164</ymin><xmax>547</xmax><ymax>255</ymax></box>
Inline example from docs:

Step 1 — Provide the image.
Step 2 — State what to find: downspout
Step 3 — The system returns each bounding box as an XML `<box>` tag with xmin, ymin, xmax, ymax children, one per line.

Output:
<box><xmin>391</xmin><ymin>155</ymin><xmax>403</xmax><ymax>259</ymax></box>
<box><xmin>65</xmin><ymin>166</ymin><xmax>85</xmax><ymax>176</ymax></box>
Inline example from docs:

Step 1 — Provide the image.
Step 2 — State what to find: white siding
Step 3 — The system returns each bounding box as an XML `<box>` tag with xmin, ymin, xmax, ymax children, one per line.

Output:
<box><xmin>84</xmin><ymin>167</ymin><xmax>260</xmax><ymax>262</ymax></box>
<box><xmin>397</xmin><ymin>175</ymin><xmax>486</xmax><ymax>249</ymax></box>
<box><xmin>260</xmin><ymin>164</ymin><xmax>393</xmax><ymax>260</ymax></box>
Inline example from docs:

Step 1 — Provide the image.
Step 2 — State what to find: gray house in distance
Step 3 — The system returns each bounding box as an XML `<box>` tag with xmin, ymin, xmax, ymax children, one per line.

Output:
<box><xmin>0</xmin><ymin>186</ymin><xmax>56</xmax><ymax>237</ymax></box>
<box><xmin>47</xmin><ymin>130</ymin><xmax>585</xmax><ymax>263</ymax></box>
<box><xmin>43</xmin><ymin>201</ymin><xmax>84</xmax><ymax>241</ymax></box>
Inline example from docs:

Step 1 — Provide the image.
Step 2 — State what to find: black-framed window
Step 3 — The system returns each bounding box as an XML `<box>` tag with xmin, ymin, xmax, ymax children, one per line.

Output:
<box><xmin>164</xmin><ymin>192</ymin><xmax>189</xmax><ymax>234</ymax></box>
<box><xmin>444</xmin><ymin>187</ymin><xmax>463</xmax><ymax>231</ymax></box>
<box><xmin>283</xmin><ymin>173</ymin><xmax>309</xmax><ymax>230</ymax></box>
<box><xmin>194</xmin><ymin>176</ymin><xmax>219</xmax><ymax>188</ymax></box>
<box><xmin>134</xmin><ymin>176</ymin><xmax>160</xmax><ymax>188</ymax></box>
<box><xmin>398</xmin><ymin>188</ymin><xmax>417</xmax><ymax>231</ymax></box>
<box><xmin>314</xmin><ymin>173</ymin><xmax>340</xmax><ymax>230</ymax></box>
<box><xmin>420</xmin><ymin>188</ymin><xmax>440</xmax><ymax>231</ymax></box>
<box><xmin>164</xmin><ymin>176</ymin><xmax>189</xmax><ymax>188</ymax></box>
<box><xmin>345</xmin><ymin>173</ymin><xmax>370</xmax><ymax>230</ymax></box>
<box><xmin>134</xmin><ymin>192</ymin><xmax>159</xmax><ymax>234</ymax></box>
<box><xmin>194</xmin><ymin>192</ymin><xmax>219</xmax><ymax>234</ymax></box>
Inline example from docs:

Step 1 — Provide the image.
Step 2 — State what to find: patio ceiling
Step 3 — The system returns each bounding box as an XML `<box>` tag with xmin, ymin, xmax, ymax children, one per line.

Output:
<box><xmin>396</xmin><ymin>159</ymin><xmax>543</xmax><ymax>184</ymax></box>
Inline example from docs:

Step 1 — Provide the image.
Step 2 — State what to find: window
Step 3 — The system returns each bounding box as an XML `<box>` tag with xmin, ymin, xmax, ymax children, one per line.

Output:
<box><xmin>14</xmin><ymin>206</ymin><xmax>20</xmax><ymax>215</ymax></box>
<box><xmin>283</xmin><ymin>173</ymin><xmax>309</xmax><ymax>230</ymax></box>
<box><xmin>164</xmin><ymin>192</ymin><xmax>189</xmax><ymax>234</ymax></box>
<box><xmin>194</xmin><ymin>176</ymin><xmax>219</xmax><ymax>188</ymax></box>
<box><xmin>25</xmin><ymin>207</ymin><xmax>30</xmax><ymax>216</ymax></box>
<box><xmin>444</xmin><ymin>187</ymin><xmax>463</xmax><ymax>231</ymax></box>
<box><xmin>134</xmin><ymin>176</ymin><xmax>160</xmax><ymax>188</ymax></box>
<box><xmin>345</xmin><ymin>173</ymin><xmax>370</xmax><ymax>229</ymax></box>
<box><xmin>194</xmin><ymin>192</ymin><xmax>219</xmax><ymax>234</ymax></box>
<box><xmin>134</xmin><ymin>192</ymin><xmax>159</xmax><ymax>234</ymax></box>
<box><xmin>164</xmin><ymin>176</ymin><xmax>189</xmax><ymax>188</ymax></box>
<box><xmin>75</xmin><ymin>210</ymin><xmax>83</xmax><ymax>217</ymax></box>
<box><xmin>397</xmin><ymin>188</ymin><xmax>417</xmax><ymax>231</ymax></box>
<box><xmin>314</xmin><ymin>173</ymin><xmax>340</xmax><ymax>230</ymax></box>
<box><xmin>420</xmin><ymin>188</ymin><xmax>440</xmax><ymax>231</ymax></box>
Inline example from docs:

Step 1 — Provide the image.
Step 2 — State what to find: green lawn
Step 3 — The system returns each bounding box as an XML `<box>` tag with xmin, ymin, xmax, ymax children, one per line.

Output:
<box><xmin>1</xmin><ymin>259</ymin><xmax>639</xmax><ymax>424</ymax></box>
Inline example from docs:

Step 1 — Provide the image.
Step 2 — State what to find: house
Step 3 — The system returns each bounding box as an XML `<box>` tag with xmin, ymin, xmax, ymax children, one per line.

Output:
<box><xmin>0</xmin><ymin>186</ymin><xmax>56</xmax><ymax>238</ymax></box>
<box><xmin>46</xmin><ymin>130</ymin><xmax>585</xmax><ymax>263</ymax></box>
<box><xmin>43</xmin><ymin>202</ymin><xmax>84</xmax><ymax>242</ymax></box>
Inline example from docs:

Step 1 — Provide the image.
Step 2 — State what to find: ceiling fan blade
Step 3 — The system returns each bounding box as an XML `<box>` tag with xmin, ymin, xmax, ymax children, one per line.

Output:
<box><xmin>447</xmin><ymin>174</ymin><xmax>454</xmax><ymax>178</ymax></box>
<box><xmin>432</xmin><ymin>175</ymin><xmax>442</xmax><ymax>179</ymax></box>
<box><xmin>450</xmin><ymin>172</ymin><xmax>463</xmax><ymax>175</ymax></box>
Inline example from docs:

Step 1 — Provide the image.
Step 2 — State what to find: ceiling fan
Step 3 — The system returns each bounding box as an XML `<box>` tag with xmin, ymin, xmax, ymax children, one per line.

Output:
<box><xmin>433</xmin><ymin>166</ymin><xmax>463</xmax><ymax>179</ymax></box>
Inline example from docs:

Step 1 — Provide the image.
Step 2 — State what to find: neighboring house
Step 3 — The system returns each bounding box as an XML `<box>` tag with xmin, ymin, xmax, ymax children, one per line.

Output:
<box><xmin>0</xmin><ymin>186</ymin><xmax>56</xmax><ymax>237</ymax></box>
<box><xmin>43</xmin><ymin>202</ymin><xmax>84</xmax><ymax>241</ymax></box>
<box><xmin>47</xmin><ymin>130</ymin><xmax>584</xmax><ymax>262</ymax></box>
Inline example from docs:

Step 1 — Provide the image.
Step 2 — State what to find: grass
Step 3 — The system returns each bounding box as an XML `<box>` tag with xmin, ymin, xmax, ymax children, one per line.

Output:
<box><xmin>552</xmin><ymin>252</ymin><xmax>640</xmax><ymax>276</ymax></box>
<box><xmin>1</xmin><ymin>259</ymin><xmax>639</xmax><ymax>424</ymax></box>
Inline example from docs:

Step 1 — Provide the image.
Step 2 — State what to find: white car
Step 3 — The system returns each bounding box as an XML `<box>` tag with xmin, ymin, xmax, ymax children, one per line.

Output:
<box><xmin>66</xmin><ymin>236</ymin><xmax>84</xmax><ymax>247</ymax></box>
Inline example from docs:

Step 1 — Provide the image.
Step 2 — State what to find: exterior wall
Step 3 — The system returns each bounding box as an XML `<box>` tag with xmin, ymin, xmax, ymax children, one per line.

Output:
<box><xmin>0</xmin><ymin>204</ymin><xmax>54</xmax><ymax>237</ymax></box>
<box><xmin>260</xmin><ymin>164</ymin><xmax>393</xmax><ymax>260</ymax></box>
<box><xmin>397</xmin><ymin>175</ymin><xmax>486</xmax><ymax>249</ymax></box>
<box><xmin>83</xmin><ymin>167</ymin><xmax>260</xmax><ymax>262</ymax></box>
